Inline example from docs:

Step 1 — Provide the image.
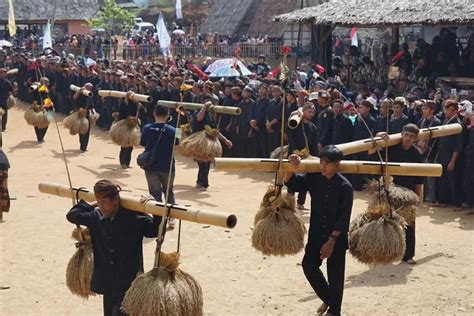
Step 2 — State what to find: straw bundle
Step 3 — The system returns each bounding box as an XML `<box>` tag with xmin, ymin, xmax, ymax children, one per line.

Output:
<box><xmin>63</xmin><ymin>109</ymin><xmax>90</xmax><ymax>135</ymax></box>
<box><xmin>121</xmin><ymin>252</ymin><xmax>203</xmax><ymax>316</ymax></box>
<box><xmin>24</xmin><ymin>104</ymin><xmax>51</xmax><ymax>128</ymax></box>
<box><xmin>109</xmin><ymin>118</ymin><xmax>141</xmax><ymax>147</ymax></box>
<box><xmin>349</xmin><ymin>213</ymin><xmax>406</xmax><ymax>265</ymax></box>
<box><xmin>177</xmin><ymin>129</ymin><xmax>222</xmax><ymax>162</ymax></box>
<box><xmin>179</xmin><ymin>123</ymin><xmax>192</xmax><ymax>141</ymax></box>
<box><xmin>270</xmin><ymin>145</ymin><xmax>288</xmax><ymax>159</ymax></box>
<box><xmin>66</xmin><ymin>227</ymin><xmax>95</xmax><ymax>299</ymax></box>
<box><xmin>251</xmin><ymin>187</ymin><xmax>306</xmax><ymax>256</ymax></box>
<box><xmin>7</xmin><ymin>95</ymin><xmax>16</xmax><ymax>109</ymax></box>
<box><xmin>366</xmin><ymin>178</ymin><xmax>419</xmax><ymax>224</ymax></box>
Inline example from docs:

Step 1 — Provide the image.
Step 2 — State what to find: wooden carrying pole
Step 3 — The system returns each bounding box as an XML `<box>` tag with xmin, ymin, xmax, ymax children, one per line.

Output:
<box><xmin>214</xmin><ymin>158</ymin><xmax>442</xmax><ymax>177</ymax></box>
<box><xmin>336</xmin><ymin>123</ymin><xmax>463</xmax><ymax>156</ymax></box>
<box><xmin>98</xmin><ymin>90</ymin><xmax>152</xmax><ymax>103</ymax></box>
<box><xmin>7</xmin><ymin>69</ymin><xmax>18</xmax><ymax>76</ymax></box>
<box><xmin>29</xmin><ymin>83</ymin><xmax>40</xmax><ymax>92</ymax></box>
<box><xmin>39</xmin><ymin>182</ymin><xmax>237</xmax><ymax>229</ymax></box>
<box><xmin>70</xmin><ymin>85</ymin><xmax>93</xmax><ymax>97</ymax></box>
<box><xmin>288</xmin><ymin>108</ymin><xmax>303</xmax><ymax>129</ymax></box>
<box><xmin>158</xmin><ymin>100</ymin><xmax>242</xmax><ymax>115</ymax></box>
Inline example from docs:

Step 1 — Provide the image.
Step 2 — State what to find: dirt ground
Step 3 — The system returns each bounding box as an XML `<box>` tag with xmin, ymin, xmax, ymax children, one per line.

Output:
<box><xmin>1</xmin><ymin>104</ymin><xmax>473</xmax><ymax>315</ymax></box>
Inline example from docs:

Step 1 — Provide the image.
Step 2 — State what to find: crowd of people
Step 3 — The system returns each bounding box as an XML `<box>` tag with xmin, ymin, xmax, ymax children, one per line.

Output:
<box><xmin>1</xmin><ymin>24</ymin><xmax>474</xmax><ymax>315</ymax></box>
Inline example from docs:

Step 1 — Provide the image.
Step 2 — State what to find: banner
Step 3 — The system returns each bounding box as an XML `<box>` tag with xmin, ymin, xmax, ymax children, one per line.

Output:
<box><xmin>156</xmin><ymin>13</ymin><xmax>171</xmax><ymax>57</ymax></box>
<box><xmin>43</xmin><ymin>20</ymin><xmax>52</xmax><ymax>49</ymax></box>
<box><xmin>176</xmin><ymin>0</ymin><xmax>183</xmax><ymax>20</ymax></box>
<box><xmin>8</xmin><ymin>0</ymin><xmax>16</xmax><ymax>37</ymax></box>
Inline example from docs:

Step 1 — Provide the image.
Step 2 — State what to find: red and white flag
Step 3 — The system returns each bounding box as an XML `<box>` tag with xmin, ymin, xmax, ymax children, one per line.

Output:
<box><xmin>350</xmin><ymin>26</ymin><xmax>358</xmax><ymax>47</ymax></box>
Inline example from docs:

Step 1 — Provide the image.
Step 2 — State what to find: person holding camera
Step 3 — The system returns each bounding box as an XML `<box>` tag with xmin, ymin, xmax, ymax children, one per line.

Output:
<box><xmin>139</xmin><ymin>104</ymin><xmax>178</xmax><ymax>228</ymax></box>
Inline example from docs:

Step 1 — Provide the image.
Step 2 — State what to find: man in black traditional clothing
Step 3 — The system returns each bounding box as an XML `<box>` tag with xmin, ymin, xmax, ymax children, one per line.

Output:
<box><xmin>67</xmin><ymin>179</ymin><xmax>161</xmax><ymax>316</ymax></box>
<box><xmin>285</xmin><ymin>146</ymin><xmax>353</xmax><ymax>316</ymax></box>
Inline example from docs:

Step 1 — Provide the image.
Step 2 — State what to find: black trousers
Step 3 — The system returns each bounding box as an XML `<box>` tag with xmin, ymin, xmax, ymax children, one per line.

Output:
<box><xmin>79</xmin><ymin>123</ymin><xmax>91</xmax><ymax>151</ymax></box>
<box><xmin>103</xmin><ymin>293</ymin><xmax>126</xmax><ymax>316</ymax></box>
<box><xmin>437</xmin><ymin>164</ymin><xmax>462</xmax><ymax>206</ymax></box>
<box><xmin>251</xmin><ymin>128</ymin><xmax>267</xmax><ymax>158</ymax></box>
<box><xmin>2</xmin><ymin>109</ymin><xmax>7</xmax><ymax>131</ymax></box>
<box><xmin>266</xmin><ymin>130</ymin><xmax>281</xmax><ymax>157</ymax></box>
<box><xmin>34</xmin><ymin>126</ymin><xmax>48</xmax><ymax>142</ymax></box>
<box><xmin>197</xmin><ymin>161</ymin><xmax>211</xmax><ymax>188</ymax></box>
<box><xmin>403</xmin><ymin>223</ymin><xmax>416</xmax><ymax>261</ymax></box>
<box><xmin>119</xmin><ymin>147</ymin><xmax>133</xmax><ymax>167</ymax></box>
<box><xmin>302</xmin><ymin>241</ymin><xmax>346</xmax><ymax>316</ymax></box>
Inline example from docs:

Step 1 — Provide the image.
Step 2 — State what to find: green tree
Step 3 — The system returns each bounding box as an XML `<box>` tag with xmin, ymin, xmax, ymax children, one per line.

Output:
<box><xmin>88</xmin><ymin>0</ymin><xmax>135</xmax><ymax>35</ymax></box>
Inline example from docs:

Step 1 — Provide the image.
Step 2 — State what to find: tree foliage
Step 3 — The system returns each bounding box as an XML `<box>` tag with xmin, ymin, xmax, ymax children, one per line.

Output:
<box><xmin>88</xmin><ymin>0</ymin><xmax>135</xmax><ymax>34</ymax></box>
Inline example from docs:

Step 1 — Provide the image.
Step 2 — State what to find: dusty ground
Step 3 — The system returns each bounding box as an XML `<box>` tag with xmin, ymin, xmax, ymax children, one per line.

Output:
<box><xmin>1</xmin><ymin>104</ymin><xmax>473</xmax><ymax>315</ymax></box>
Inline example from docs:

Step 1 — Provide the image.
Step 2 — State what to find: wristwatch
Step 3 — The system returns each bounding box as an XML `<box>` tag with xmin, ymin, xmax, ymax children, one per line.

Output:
<box><xmin>329</xmin><ymin>235</ymin><xmax>338</xmax><ymax>242</ymax></box>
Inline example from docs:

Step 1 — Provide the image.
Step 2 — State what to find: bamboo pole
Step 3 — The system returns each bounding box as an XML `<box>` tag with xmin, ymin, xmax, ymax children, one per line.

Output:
<box><xmin>288</xmin><ymin>108</ymin><xmax>303</xmax><ymax>129</ymax></box>
<box><xmin>158</xmin><ymin>100</ymin><xmax>241</xmax><ymax>115</ymax></box>
<box><xmin>98</xmin><ymin>90</ymin><xmax>151</xmax><ymax>103</ymax></box>
<box><xmin>335</xmin><ymin>123</ymin><xmax>463</xmax><ymax>156</ymax></box>
<box><xmin>29</xmin><ymin>83</ymin><xmax>40</xmax><ymax>92</ymax></box>
<box><xmin>70</xmin><ymin>85</ymin><xmax>93</xmax><ymax>97</ymax></box>
<box><xmin>39</xmin><ymin>182</ymin><xmax>237</xmax><ymax>229</ymax></box>
<box><xmin>7</xmin><ymin>69</ymin><xmax>18</xmax><ymax>76</ymax></box>
<box><xmin>214</xmin><ymin>158</ymin><xmax>442</xmax><ymax>177</ymax></box>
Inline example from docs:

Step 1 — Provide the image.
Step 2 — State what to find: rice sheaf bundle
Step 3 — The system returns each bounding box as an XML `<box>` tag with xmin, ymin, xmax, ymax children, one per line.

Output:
<box><xmin>252</xmin><ymin>187</ymin><xmax>306</xmax><ymax>256</ymax></box>
<box><xmin>177</xmin><ymin>128</ymin><xmax>222</xmax><ymax>162</ymax></box>
<box><xmin>66</xmin><ymin>227</ymin><xmax>95</xmax><ymax>299</ymax></box>
<box><xmin>121</xmin><ymin>252</ymin><xmax>203</xmax><ymax>316</ymax></box>
<box><xmin>109</xmin><ymin>117</ymin><xmax>141</xmax><ymax>147</ymax></box>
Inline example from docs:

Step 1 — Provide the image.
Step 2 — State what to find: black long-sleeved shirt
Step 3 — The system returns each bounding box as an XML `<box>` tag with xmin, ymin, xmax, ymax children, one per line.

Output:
<box><xmin>286</xmin><ymin>172</ymin><xmax>353</xmax><ymax>248</ymax></box>
<box><xmin>66</xmin><ymin>200</ymin><xmax>161</xmax><ymax>296</ymax></box>
<box><xmin>332</xmin><ymin>113</ymin><xmax>354</xmax><ymax>145</ymax></box>
<box><xmin>316</xmin><ymin>106</ymin><xmax>334</xmax><ymax>146</ymax></box>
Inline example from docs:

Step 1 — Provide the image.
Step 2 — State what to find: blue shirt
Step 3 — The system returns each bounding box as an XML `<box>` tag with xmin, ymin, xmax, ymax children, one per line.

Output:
<box><xmin>140</xmin><ymin>123</ymin><xmax>178</xmax><ymax>172</ymax></box>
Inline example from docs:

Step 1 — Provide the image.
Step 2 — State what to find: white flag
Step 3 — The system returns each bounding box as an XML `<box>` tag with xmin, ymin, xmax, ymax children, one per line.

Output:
<box><xmin>43</xmin><ymin>20</ymin><xmax>52</xmax><ymax>49</ymax></box>
<box><xmin>176</xmin><ymin>0</ymin><xmax>183</xmax><ymax>20</ymax></box>
<box><xmin>156</xmin><ymin>13</ymin><xmax>171</xmax><ymax>56</ymax></box>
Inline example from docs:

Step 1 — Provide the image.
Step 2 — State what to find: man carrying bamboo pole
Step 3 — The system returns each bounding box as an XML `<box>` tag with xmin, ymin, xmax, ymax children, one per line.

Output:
<box><xmin>66</xmin><ymin>180</ymin><xmax>161</xmax><ymax>316</ymax></box>
<box><xmin>369</xmin><ymin>124</ymin><xmax>424</xmax><ymax>264</ymax></box>
<box><xmin>285</xmin><ymin>146</ymin><xmax>353</xmax><ymax>316</ymax></box>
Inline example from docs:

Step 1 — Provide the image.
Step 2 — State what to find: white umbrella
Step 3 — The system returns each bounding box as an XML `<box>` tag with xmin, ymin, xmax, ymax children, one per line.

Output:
<box><xmin>205</xmin><ymin>58</ymin><xmax>252</xmax><ymax>76</ymax></box>
<box><xmin>172</xmin><ymin>29</ymin><xmax>185</xmax><ymax>35</ymax></box>
<box><xmin>0</xmin><ymin>40</ymin><xmax>13</xmax><ymax>47</ymax></box>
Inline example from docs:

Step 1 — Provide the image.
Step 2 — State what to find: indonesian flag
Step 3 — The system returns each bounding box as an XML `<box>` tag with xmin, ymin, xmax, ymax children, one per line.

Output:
<box><xmin>350</xmin><ymin>26</ymin><xmax>358</xmax><ymax>47</ymax></box>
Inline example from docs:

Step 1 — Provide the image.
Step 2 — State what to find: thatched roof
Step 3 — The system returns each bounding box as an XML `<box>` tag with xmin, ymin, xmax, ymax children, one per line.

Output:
<box><xmin>247</xmin><ymin>0</ymin><xmax>299</xmax><ymax>36</ymax></box>
<box><xmin>200</xmin><ymin>0</ymin><xmax>254</xmax><ymax>35</ymax></box>
<box><xmin>0</xmin><ymin>0</ymin><xmax>101</xmax><ymax>22</ymax></box>
<box><xmin>274</xmin><ymin>0</ymin><xmax>474</xmax><ymax>26</ymax></box>
<box><xmin>248</xmin><ymin>0</ymin><xmax>327</xmax><ymax>36</ymax></box>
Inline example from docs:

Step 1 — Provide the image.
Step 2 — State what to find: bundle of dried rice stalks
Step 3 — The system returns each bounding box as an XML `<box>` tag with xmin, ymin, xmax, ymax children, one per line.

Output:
<box><xmin>63</xmin><ymin>110</ymin><xmax>90</xmax><ymax>135</ymax></box>
<box><xmin>270</xmin><ymin>145</ymin><xmax>288</xmax><ymax>159</ymax></box>
<box><xmin>179</xmin><ymin>123</ymin><xmax>192</xmax><ymax>141</ymax></box>
<box><xmin>349</xmin><ymin>213</ymin><xmax>406</xmax><ymax>265</ymax></box>
<box><xmin>66</xmin><ymin>227</ymin><xmax>95</xmax><ymax>299</ymax></box>
<box><xmin>89</xmin><ymin>110</ymin><xmax>100</xmax><ymax>126</ymax></box>
<box><xmin>121</xmin><ymin>252</ymin><xmax>203</xmax><ymax>316</ymax></box>
<box><xmin>109</xmin><ymin>118</ymin><xmax>141</xmax><ymax>147</ymax></box>
<box><xmin>7</xmin><ymin>95</ymin><xmax>16</xmax><ymax>109</ymax></box>
<box><xmin>177</xmin><ymin>129</ymin><xmax>222</xmax><ymax>162</ymax></box>
<box><xmin>252</xmin><ymin>187</ymin><xmax>306</xmax><ymax>256</ymax></box>
<box><xmin>24</xmin><ymin>104</ymin><xmax>51</xmax><ymax>128</ymax></box>
<box><xmin>366</xmin><ymin>178</ymin><xmax>419</xmax><ymax>224</ymax></box>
